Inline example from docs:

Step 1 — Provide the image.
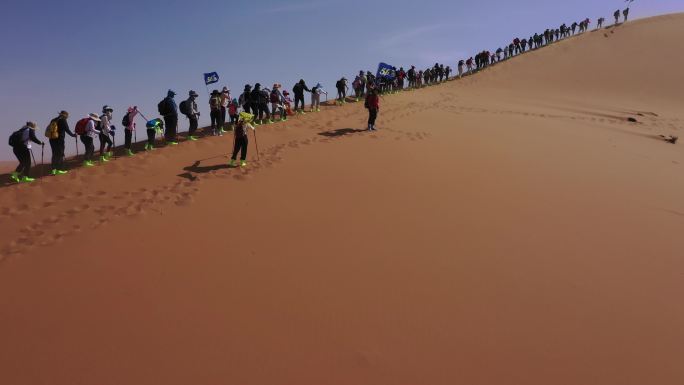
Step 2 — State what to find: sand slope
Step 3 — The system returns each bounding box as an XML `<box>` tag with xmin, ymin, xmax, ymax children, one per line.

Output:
<box><xmin>1</xmin><ymin>14</ymin><xmax>683</xmax><ymax>385</ymax></box>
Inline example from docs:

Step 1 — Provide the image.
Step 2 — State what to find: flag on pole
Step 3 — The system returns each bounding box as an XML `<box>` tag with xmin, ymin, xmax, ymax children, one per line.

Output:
<box><xmin>204</xmin><ymin>72</ymin><xmax>219</xmax><ymax>85</ymax></box>
<box><xmin>376</xmin><ymin>62</ymin><xmax>396</xmax><ymax>80</ymax></box>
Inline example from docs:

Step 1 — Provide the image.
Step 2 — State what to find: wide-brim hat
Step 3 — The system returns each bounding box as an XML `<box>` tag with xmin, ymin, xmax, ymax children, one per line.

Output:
<box><xmin>283</xmin><ymin>90</ymin><xmax>290</xmax><ymax>95</ymax></box>
<box><xmin>222</xmin><ymin>87</ymin><xmax>229</xmax><ymax>93</ymax></box>
<box><xmin>239</xmin><ymin>112</ymin><xmax>254</xmax><ymax>122</ymax></box>
<box><xmin>189</xmin><ymin>90</ymin><xmax>199</xmax><ymax>97</ymax></box>
<box><xmin>88</xmin><ymin>113</ymin><xmax>101</xmax><ymax>122</ymax></box>
<box><xmin>211</xmin><ymin>90</ymin><xmax>220</xmax><ymax>95</ymax></box>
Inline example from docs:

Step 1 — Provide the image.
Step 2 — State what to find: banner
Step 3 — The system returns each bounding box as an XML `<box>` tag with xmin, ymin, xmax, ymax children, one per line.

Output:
<box><xmin>376</xmin><ymin>63</ymin><xmax>396</xmax><ymax>80</ymax></box>
<box><xmin>204</xmin><ymin>72</ymin><xmax>219</xmax><ymax>85</ymax></box>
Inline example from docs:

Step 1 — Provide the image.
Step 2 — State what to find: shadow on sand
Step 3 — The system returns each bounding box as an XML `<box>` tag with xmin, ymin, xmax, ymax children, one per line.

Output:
<box><xmin>317</xmin><ymin>128</ymin><xmax>368</xmax><ymax>138</ymax></box>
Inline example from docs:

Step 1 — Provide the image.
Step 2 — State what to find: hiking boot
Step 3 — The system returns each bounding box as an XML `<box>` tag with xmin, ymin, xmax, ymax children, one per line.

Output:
<box><xmin>240</xmin><ymin>160</ymin><xmax>247</xmax><ymax>167</ymax></box>
<box><xmin>228</xmin><ymin>159</ymin><xmax>237</xmax><ymax>167</ymax></box>
<box><xmin>20</xmin><ymin>176</ymin><xmax>35</xmax><ymax>183</ymax></box>
<box><xmin>268</xmin><ymin>120</ymin><xmax>274</xmax><ymax>124</ymax></box>
<box><xmin>108</xmin><ymin>151</ymin><xmax>114</xmax><ymax>158</ymax></box>
<box><xmin>126</xmin><ymin>149</ymin><xmax>135</xmax><ymax>156</ymax></box>
<box><xmin>220</xmin><ymin>128</ymin><xmax>226</xmax><ymax>134</ymax></box>
<box><xmin>168</xmin><ymin>141</ymin><xmax>178</xmax><ymax>145</ymax></box>
<box><xmin>316</xmin><ymin>108</ymin><xmax>320</xmax><ymax>112</ymax></box>
<box><xmin>10</xmin><ymin>172</ymin><xmax>20</xmax><ymax>183</ymax></box>
<box><xmin>51</xmin><ymin>169</ymin><xmax>58</xmax><ymax>176</ymax></box>
<box><xmin>188</xmin><ymin>136</ymin><xmax>198</xmax><ymax>141</ymax></box>
<box><xmin>57</xmin><ymin>170</ymin><xmax>68</xmax><ymax>175</ymax></box>
<box><xmin>100</xmin><ymin>155</ymin><xmax>109</xmax><ymax>162</ymax></box>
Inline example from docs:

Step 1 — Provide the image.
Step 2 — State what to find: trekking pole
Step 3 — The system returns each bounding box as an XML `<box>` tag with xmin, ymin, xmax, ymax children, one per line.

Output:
<box><xmin>253</xmin><ymin>129</ymin><xmax>260</xmax><ymax>161</ymax></box>
<box><xmin>41</xmin><ymin>144</ymin><xmax>44</xmax><ymax>177</ymax></box>
<box><xmin>30</xmin><ymin>148</ymin><xmax>37</xmax><ymax>171</ymax></box>
<box><xmin>75</xmin><ymin>136</ymin><xmax>79</xmax><ymax>157</ymax></box>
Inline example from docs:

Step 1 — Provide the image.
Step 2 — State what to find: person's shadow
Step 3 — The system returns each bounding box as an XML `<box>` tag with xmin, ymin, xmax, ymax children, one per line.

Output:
<box><xmin>178</xmin><ymin>160</ymin><xmax>230</xmax><ymax>180</ymax></box>
<box><xmin>318</xmin><ymin>128</ymin><xmax>367</xmax><ymax>137</ymax></box>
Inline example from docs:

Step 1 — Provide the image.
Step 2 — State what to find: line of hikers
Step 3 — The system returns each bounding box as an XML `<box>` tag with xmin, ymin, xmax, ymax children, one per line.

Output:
<box><xmin>6</xmin><ymin>8</ymin><xmax>631</xmax><ymax>183</ymax></box>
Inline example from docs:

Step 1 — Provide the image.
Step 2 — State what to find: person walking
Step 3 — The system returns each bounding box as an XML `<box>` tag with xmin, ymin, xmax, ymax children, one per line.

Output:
<box><xmin>9</xmin><ymin>122</ymin><xmax>44</xmax><ymax>183</ymax></box>
<box><xmin>220</xmin><ymin>86</ymin><xmax>231</xmax><ymax>134</ymax></box>
<box><xmin>182</xmin><ymin>90</ymin><xmax>200</xmax><ymax>141</ymax></box>
<box><xmin>623</xmin><ymin>8</ymin><xmax>629</xmax><ymax>23</ymax></box>
<box><xmin>239</xmin><ymin>84</ymin><xmax>252</xmax><ymax>115</ymax></box>
<box><xmin>158</xmin><ymin>89</ymin><xmax>179</xmax><ymax>145</ymax></box>
<box><xmin>46</xmin><ymin>110</ymin><xmax>75</xmax><ymax>175</ymax></box>
<box><xmin>209</xmin><ymin>89</ymin><xmax>222</xmax><ymax>135</ymax></box>
<box><xmin>310</xmin><ymin>83</ymin><xmax>326</xmax><ymax>112</ymax></box>
<box><xmin>614</xmin><ymin>9</ymin><xmax>620</xmax><ymax>25</ymax></box>
<box><xmin>270</xmin><ymin>84</ymin><xmax>286</xmax><ymax>121</ymax></box>
<box><xmin>597</xmin><ymin>17</ymin><xmax>605</xmax><ymax>29</ymax></box>
<box><xmin>292</xmin><ymin>79</ymin><xmax>310</xmax><ymax>114</ymax></box>
<box><xmin>98</xmin><ymin>105</ymin><xmax>114</xmax><ymax>162</ymax></box>
<box><xmin>335</xmin><ymin>77</ymin><xmax>348</xmax><ymax>105</ymax></box>
<box><xmin>364</xmin><ymin>87</ymin><xmax>380</xmax><ymax>131</ymax></box>
<box><xmin>229</xmin><ymin>112</ymin><xmax>256</xmax><ymax>168</ymax></box>
<box><xmin>145</xmin><ymin>118</ymin><xmax>163</xmax><ymax>151</ymax></box>
<box><xmin>123</xmin><ymin>106</ymin><xmax>139</xmax><ymax>156</ymax></box>
<box><xmin>80</xmin><ymin>113</ymin><xmax>101</xmax><ymax>166</ymax></box>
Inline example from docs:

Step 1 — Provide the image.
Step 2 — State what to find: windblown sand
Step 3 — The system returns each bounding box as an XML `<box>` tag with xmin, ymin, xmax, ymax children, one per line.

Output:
<box><xmin>1</xmin><ymin>14</ymin><xmax>683</xmax><ymax>385</ymax></box>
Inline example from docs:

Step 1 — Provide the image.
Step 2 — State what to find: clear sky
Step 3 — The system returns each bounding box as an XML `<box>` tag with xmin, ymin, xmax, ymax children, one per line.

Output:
<box><xmin>1</xmin><ymin>0</ymin><xmax>682</xmax><ymax>160</ymax></box>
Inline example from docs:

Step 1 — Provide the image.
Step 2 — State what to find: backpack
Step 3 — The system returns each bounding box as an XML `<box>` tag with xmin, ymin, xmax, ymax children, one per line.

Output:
<box><xmin>270</xmin><ymin>90</ymin><xmax>279</xmax><ymax>103</ymax></box>
<box><xmin>335</xmin><ymin>80</ymin><xmax>343</xmax><ymax>90</ymax></box>
<box><xmin>179</xmin><ymin>100</ymin><xmax>191</xmax><ymax>115</ymax></box>
<box><xmin>45</xmin><ymin>119</ymin><xmax>59</xmax><ymax>139</ymax></box>
<box><xmin>157</xmin><ymin>98</ymin><xmax>173</xmax><ymax>116</ymax></box>
<box><xmin>121</xmin><ymin>113</ymin><xmax>131</xmax><ymax>127</ymax></box>
<box><xmin>74</xmin><ymin>118</ymin><xmax>89</xmax><ymax>135</ymax></box>
<box><xmin>210</xmin><ymin>95</ymin><xmax>221</xmax><ymax>110</ymax></box>
<box><xmin>8</xmin><ymin>127</ymin><xmax>27</xmax><ymax>147</ymax></box>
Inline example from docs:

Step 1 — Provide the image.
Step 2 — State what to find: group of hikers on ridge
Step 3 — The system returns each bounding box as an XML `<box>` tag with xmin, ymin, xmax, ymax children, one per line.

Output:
<box><xmin>7</xmin><ymin>7</ymin><xmax>631</xmax><ymax>184</ymax></box>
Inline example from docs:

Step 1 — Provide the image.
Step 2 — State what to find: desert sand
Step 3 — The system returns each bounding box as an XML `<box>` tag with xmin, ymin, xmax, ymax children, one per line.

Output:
<box><xmin>1</xmin><ymin>14</ymin><xmax>683</xmax><ymax>385</ymax></box>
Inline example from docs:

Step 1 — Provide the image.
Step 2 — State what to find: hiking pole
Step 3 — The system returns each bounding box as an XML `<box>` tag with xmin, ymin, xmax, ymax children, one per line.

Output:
<box><xmin>75</xmin><ymin>136</ymin><xmax>79</xmax><ymax>157</ymax></box>
<box><xmin>30</xmin><ymin>148</ymin><xmax>37</xmax><ymax>172</ymax></box>
<box><xmin>41</xmin><ymin>144</ymin><xmax>44</xmax><ymax>177</ymax></box>
<box><xmin>253</xmin><ymin>129</ymin><xmax>260</xmax><ymax>161</ymax></box>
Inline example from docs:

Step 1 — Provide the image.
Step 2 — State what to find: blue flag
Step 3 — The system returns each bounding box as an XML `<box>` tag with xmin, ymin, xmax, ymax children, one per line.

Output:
<box><xmin>376</xmin><ymin>63</ymin><xmax>395</xmax><ymax>80</ymax></box>
<box><xmin>204</xmin><ymin>72</ymin><xmax>219</xmax><ymax>85</ymax></box>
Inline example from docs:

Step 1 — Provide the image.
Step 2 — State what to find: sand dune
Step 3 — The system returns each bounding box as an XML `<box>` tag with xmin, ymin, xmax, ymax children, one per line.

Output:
<box><xmin>1</xmin><ymin>14</ymin><xmax>683</xmax><ymax>385</ymax></box>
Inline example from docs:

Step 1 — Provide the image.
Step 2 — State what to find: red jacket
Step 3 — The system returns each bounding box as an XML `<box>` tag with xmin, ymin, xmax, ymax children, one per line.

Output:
<box><xmin>366</xmin><ymin>94</ymin><xmax>380</xmax><ymax>109</ymax></box>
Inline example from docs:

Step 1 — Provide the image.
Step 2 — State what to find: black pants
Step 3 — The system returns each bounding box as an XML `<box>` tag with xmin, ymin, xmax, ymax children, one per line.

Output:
<box><xmin>220</xmin><ymin>106</ymin><xmax>227</xmax><ymax>129</ymax></box>
<box><xmin>210</xmin><ymin>109</ymin><xmax>221</xmax><ymax>131</ymax></box>
<box><xmin>81</xmin><ymin>135</ymin><xmax>95</xmax><ymax>161</ymax></box>
<box><xmin>232</xmin><ymin>136</ymin><xmax>248</xmax><ymax>161</ymax></box>
<box><xmin>13</xmin><ymin>145</ymin><xmax>31</xmax><ymax>177</ymax></box>
<box><xmin>337</xmin><ymin>89</ymin><xmax>345</xmax><ymax>101</ymax></box>
<box><xmin>125</xmin><ymin>129</ymin><xmax>133</xmax><ymax>149</ymax></box>
<box><xmin>49</xmin><ymin>138</ymin><xmax>65</xmax><ymax>170</ymax></box>
<box><xmin>251</xmin><ymin>103</ymin><xmax>260</xmax><ymax>119</ymax></box>
<box><xmin>146</xmin><ymin>129</ymin><xmax>156</xmax><ymax>146</ymax></box>
<box><xmin>188</xmin><ymin>116</ymin><xmax>198</xmax><ymax>135</ymax></box>
<box><xmin>99</xmin><ymin>133</ymin><xmax>113</xmax><ymax>154</ymax></box>
<box><xmin>242</xmin><ymin>104</ymin><xmax>251</xmax><ymax>115</ymax></box>
<box><xmin>259</xmin><ymin>103</ymin><xmax>270</xmax><ymax>120</ymax></box>
<box><xmin>230</xmin><ymin>114</ymin><xmax>238</xmax><ymax>125</ymax></box>
<box><xmin>294</xmin><ymin>94</ymin><xmax>305</xmax><ymax>110</ymax></box>
<box><xmin>368</xmin><ymin>108</ymin><xmax>378</xmax><ymax>127</ymax></box>
<box><xmin>164</xmin><ymin>114</ymin><xmax>178</xmax><ymax>142</ymax></box>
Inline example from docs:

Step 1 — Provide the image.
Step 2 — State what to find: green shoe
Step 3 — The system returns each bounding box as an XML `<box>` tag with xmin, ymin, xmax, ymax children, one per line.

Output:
<box><xmin>57</xmin><ymin>169</ymin><xmax>68</xmax><ymax>175</ymax></box>
<box><xmin>168</xmin><ymin>141</ymin><xmax>178</xmax><ymax>145</ymax></box>
<box><xmin>83</xmin><ymin>160</ymin><xmax>94</xmax><ymax>167</ymax></box>
<box><xmin>188</xmin><ymin>136</ymin><xmax>198</xmax><ymax>141</ymax></box>
<box><xmin>10</xmin><ymin>172</ymin><xmax>20</xmax><ymax>183</ymax></box>
<box><xmin>316</xmin><ymin>108</ymin><xmax>320</xmax><ymax>112</ymax></box>
<box><xmin>219</xmin><ymin>128</ymin><xmax>226</xmax><ymax>134</ymax></box>
<box><xmin>20</xmin><ymin>176</ymin><xmax>35</xmax><ymax>183</ymax></box>
<box><xmin>108</xmin><ymin>151</ymin><xmax>114</xmax><ymax>158</ymax></box>
<box><xmin>240</xmin><ymin>161</ymin><xmax>247</xmax><ymax>167</ymax></box>
<box><xmin>228</xmin><ymin>159</ymin><xmax>237</xmax><ymax>167</ymax></box>
<box><xmin>268</xmin><ymin>120</ymin><xmax>274</xmax><ymax>124</ymax></box>
<box><xmin>51</xmin><ymin>169</ymin><xmax>58</xmax><ymax>176</ymax></box>
<box><xmin>100</xmin><ymin>155</ymin><xmax>109</xmax><ymax>162</ymax></box>
<box><xmin>126</xmin><ymin>149</ymin><xmax>135</xmax><ymax>156</ymax></box>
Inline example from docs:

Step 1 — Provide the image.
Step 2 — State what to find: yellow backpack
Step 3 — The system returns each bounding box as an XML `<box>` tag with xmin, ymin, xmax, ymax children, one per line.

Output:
<box><xmin>45</xmin><ymin>119</ymin><xmax>59</xmax><ymax>139</ymax></box>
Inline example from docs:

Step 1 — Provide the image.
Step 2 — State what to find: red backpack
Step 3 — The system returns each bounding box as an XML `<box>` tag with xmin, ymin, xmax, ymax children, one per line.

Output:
<box><xmin>74</xmin><ymin>118</ymin><xmax>89</xmax><ymax>135</ymax></box>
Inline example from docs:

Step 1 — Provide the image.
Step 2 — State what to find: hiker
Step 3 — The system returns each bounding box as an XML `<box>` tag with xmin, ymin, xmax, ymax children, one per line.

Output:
<box><xmin>220</xmin><ymin>86</ymin><xmax>231</xmax><ymax>133</ymax></box>
<box><xmin>209</xmin><ymin>89</ymin><xmax>222</xmax><ymax>135</ymax></box>
<box><xmin>250</xmin><ymin>83</ymin><xmax>271</xmax><ymax>125</ymax></box>
<box><xmin>9</xmin><ymin>122</ymin><xmax>44</xmax><ymax>183</ymax></box>
<box><xmin>310</xmin><ymin>83</ymin><xmax>326</xmax><ymax>112</ymax></box>
<box><xmin>623</xmin><ymin>8</ymin><xmax>629</xmax><ymax>23</ymax></box>
<box><xmin>466</xmin><ymin>57</ymin><xmax>473</xmax><ymax>73</ymax></box>
<box><xmin>229</xmin><ymin>98</ymin><xmax>239</xmax><ymax>126</ymax></box>
<box><xmin>181</xmin><ymin>90</ymin><xmax>200</xmax><ymax>140</ymax></box>
<box><xmin>239</xmin><ymin>84</ymin><xmax>252</xmax><ymax>115</ymax></box>
<box><xmin>270</xmin><ymin>84</ymin><xmax>286</xmax><ymax>121</ymax></box>
<box><xmin>292</xmin><ymin>79</ymin><xmax>310</xmax><ymax>114</ymax></box>
<box><xmin>364</xmin><ymin>87</ymin><xmax>380</xmax><ymax>131</ymax></box>
<box><xmin>144</xmin><ymin>118</ymin><xmax>163</xmax><ymax>151</ymax></box>
<box><xmin>123</xmin><ymin>106</ymin><xmax>139</xmax><ymax>156</ymax></box>
<box><xmin>78</xmin><ymin>113</ymin><xmax>101</xmax><ymax>166</ymax></box>
<box><xmin>46</xmin><ymin>110</ymin><xmax>75</xmax><ymax>175</ymax></box>
<box><xmin>98</xmin><ymin>105</ymin><xmax>114</xmax><ymax>162</ymax></box>
<box><xmin>158</xmin><ymin>89</ymin><xmax>178</xmax><ymax>145</ymax></box>
<box><xmin>335</xmin><ymin>77</ymin><xmax>348</xmax><ymax>104</ymax></box>
<box><xmin>258</xmin><ymin>84</ymin><xmax>273</xmax><ymax>124</ymax></box>
<box><xmin>282</xmin><ymin>91</ymin><xmax>293</xmax><ymax>116</ymax></box>
<box><xmin>445</xmin><ymin>66</ymin><xmax>451</xmax><ymax>80</ymax></box>
<box><xmin>597</xmin><ymin>17</ymin><xmax>605</xmax><ymax>29</ymax></box>
<box><xmin>407</xmin><ymin>66</ymin><xmax>416</xmax><ymax>88</ymax></box>
<box><xmin>458</xmin><ymin>60</ymin><xmax>465</xmax><ymax>77</ymax></box>
<box><xmin>614</xmin><ymin>9</ymin><xmax>620</xmax><ymax>25</ymax></box>
<box><xmin>229</xmin><ymin>112</ymin><xmax>256</xmax><ymax>167</ymax></box>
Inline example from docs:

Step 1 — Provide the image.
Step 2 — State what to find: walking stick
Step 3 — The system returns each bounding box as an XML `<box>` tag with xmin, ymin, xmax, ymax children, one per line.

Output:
<box><xmin>41</xmin><ymin>144</ymin><xmax>44</xmax><ymax>176</ymax></box>
<box><xmin>30</xmin><ymin>148</ymin><xmax>37</xmax><ymax>170</ymax></box>
<box><xmin>253</xmin><ymin>129</ymin><xmax>260</xmax><ymax>161</ymax></box>
<box><xmin>75</xmin><ymin>136</ymin><xmax>79</xmax><ymax>157</ymax></box>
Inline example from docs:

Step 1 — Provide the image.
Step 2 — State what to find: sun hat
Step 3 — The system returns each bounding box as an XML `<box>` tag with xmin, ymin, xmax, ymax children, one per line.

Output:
<box><xmin>88</xmin><ymin>113</ymin><xmax>101</xmax><ymax>122</ymax></box>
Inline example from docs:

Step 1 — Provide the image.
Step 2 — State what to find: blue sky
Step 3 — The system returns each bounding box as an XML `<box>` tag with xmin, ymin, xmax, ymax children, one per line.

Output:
<box><xmin>1</xmin><ymin>0</ymin><xmax>682</xmax><ymax>160</ymax></box>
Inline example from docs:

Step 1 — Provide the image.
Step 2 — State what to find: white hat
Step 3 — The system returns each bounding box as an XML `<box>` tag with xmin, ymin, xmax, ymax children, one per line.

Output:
<box><xmin>88</xmin><ymin>113</ymin><xmax>101</xmax><ymax>122</ymax></box>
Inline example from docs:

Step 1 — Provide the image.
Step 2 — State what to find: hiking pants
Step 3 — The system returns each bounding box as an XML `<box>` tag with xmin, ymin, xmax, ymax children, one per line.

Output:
<box><xmin>164</xmin><ymin>114</ymin><xmax>178</xmax><ymax>142</ymax></box>
<box><xmin>242</xmin><ymin>104</ymin><xmax>251</xmax><ymax>115</ymax></box>
<box><xmin>13</xmin><ymin>145</ymin><xmax>31</xmax><ymax>177</ymax></box>
<box><xmin>311</xmin><ymin>94</ymin><xmax>320</xmax><ymax>110</ymax></box>
<box><xmin>337</xmin><ymin>89</ymin><xmax>346</xmax><ymax>101</ymax></box>
<box><xmin>368</xmin><ymin>108</ymin><xmax>378</xmax><ymax>127</ymax></box>
<box><xmin>49</xmin><ymin>138</ymin><xmax>65</xmax><ymax>170</ymax></box>
<box><xmin>146</xmin><ymin>129</ymin><xmax>156</xmax><ymax>147</ymax></box>
<box><xmin>251</xmin><ymin>103</ymin><xmax>260</xmax><ymax>119</ymax></box>
<box><xmin>294</xmin><ymin>94</ymin><xmax>305</xmax><ymax>111</ymax></box>
<box><xmin>99</xmin><ymin>133</ymin><xmax>113</xmax><ymax>155</ymax></box>
<box><xmin>81</xmin><ymin>135</ymin><xmax>95</xmax><ymax>161</ymax></box>
<box><xmin>220</xmin><ymin>106</ymin><xmax>227</xmax><ymax>129</ymax></box>
<box><xmin>258</xmin><ymin>103</ymin><xmax>270</xmax><ymax>120</ymax></box>
<box><xmin>232</xmin><ymin>136</ymin><xmax>248</xmax><ymax>161</ymax></box>
<box><xmin>272</xmin><ymin>103</ymin><xmax>284</xmax><ymax>119</ymax></box>
<box><xmin>188</xmin><ymin>116</ymin><xmax>198</xmax><ymax>136</ymax></box>
<box><xmin>124</xmin><ymin>129</ymin><xmax>133</xmax><ymax>149</ymax></box>
<box><xmin>210</xmin><ymin>109</ymin><xmax>221</xmax><ymax>131</ymax></box>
